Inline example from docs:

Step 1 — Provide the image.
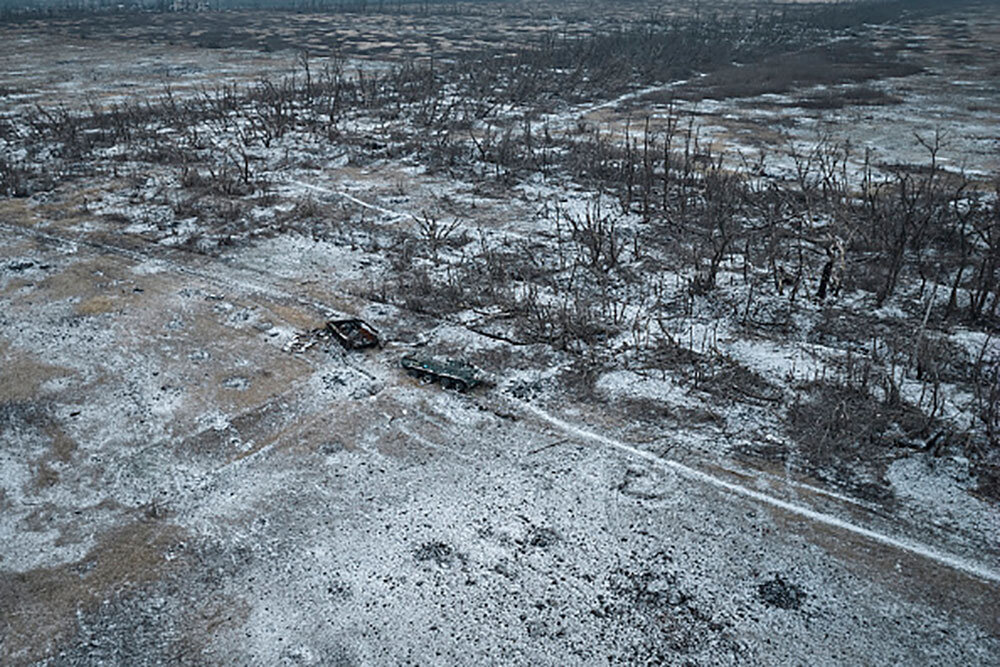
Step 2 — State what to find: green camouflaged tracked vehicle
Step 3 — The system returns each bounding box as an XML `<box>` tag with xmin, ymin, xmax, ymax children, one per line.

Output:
<box><xmin>400</xmin><ymin>354</ymin><xmax>482</xmax><ymax>392</ymax></box>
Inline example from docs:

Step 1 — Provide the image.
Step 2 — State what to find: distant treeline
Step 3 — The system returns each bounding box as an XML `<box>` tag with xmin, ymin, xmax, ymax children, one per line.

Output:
<box><xmin>2</xmin><ymin>0</ymin><xmax>997</xmax><ymax>22</ymax></box>
<box><xmin>0</xmin><ymin>0</ymin><xmax>467</xmax><ymax>17</ymax></box>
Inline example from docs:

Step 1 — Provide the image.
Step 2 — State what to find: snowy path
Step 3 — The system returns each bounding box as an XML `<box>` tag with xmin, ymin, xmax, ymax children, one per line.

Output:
<box><xmin>577</xmin><ymin>80</ymin><xmax>687</xmax><ymax>116</ymax></box>
<box><xmin>534</xmin><ymin>78</ymin><xmax>695</xmax><ymax>131</ymax></box>
<box><xmin>515</xmin><ymin>399</ymin><xmax>1000</xmax><ymax>585</ymax></box>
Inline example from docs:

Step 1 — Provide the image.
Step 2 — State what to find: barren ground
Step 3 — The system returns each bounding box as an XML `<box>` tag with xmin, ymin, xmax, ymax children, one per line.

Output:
<box><xmin>1</xmin><ymin>1</ymin><xmax>998</xmax><ymax>664</ymax></box>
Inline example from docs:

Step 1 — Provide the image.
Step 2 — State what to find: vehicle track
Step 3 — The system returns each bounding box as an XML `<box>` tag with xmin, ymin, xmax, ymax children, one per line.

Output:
<box><xmin>512</xmin><ymin>398</ymin><xmax>1000</xmax><ymax>585</ymax></box>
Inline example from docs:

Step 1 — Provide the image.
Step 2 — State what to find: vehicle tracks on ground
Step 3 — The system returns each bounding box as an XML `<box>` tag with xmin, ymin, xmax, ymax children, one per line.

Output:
<box><xmin>510</xmin><ymin>398</ymin><xmax>1000</xmax><ymax>585</ymax></box>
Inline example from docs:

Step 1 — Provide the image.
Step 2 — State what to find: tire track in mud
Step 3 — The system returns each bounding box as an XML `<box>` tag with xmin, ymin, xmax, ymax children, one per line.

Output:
<box><xmin>513</xmin><ymin>398</ymin><xmax>1000</xmax><ymax>586</ymax></box>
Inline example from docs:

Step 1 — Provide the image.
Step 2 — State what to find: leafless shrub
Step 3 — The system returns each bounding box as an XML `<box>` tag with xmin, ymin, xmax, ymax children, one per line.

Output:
<box><xmin>787</xmin><ymin>380</ymin><xmax>912</xmax><ymax>502</ymax></box>
<box><xmin>509</xmin><ymin>283</ymin><xmax>614</xmax><ymax>353</ymax></box>
<box><xmin>562</xmin><ymin>198</ymin><xmax>624</xmax><ymax>273</ymax></box>
<box><xmin>387</xmin><ymin>236</ymin><xmax>419</xmax><ymax>273</ymax></box>
<box><xmin>172</xmin><ymin>196</ymin><xmax>200</xmax><ymax>221</ymax></box>
<box><xmin>0</xmin><ymin>155</ymin><xmax>28</xmax><ymax>197</ymax></box>
<box><xmin>385</xmin><ymin>265</ymin><xmax>467</xmax><ymax>317</ymax></box>
<box><xmin>180</xmin><ymin>167</ymin><xmax>207</xmax><ymax>189</ymax></box>
<box><xmin>416</xmin><ymin>212</ymin><xmax>462</xmax><ymax>260</ymax></box>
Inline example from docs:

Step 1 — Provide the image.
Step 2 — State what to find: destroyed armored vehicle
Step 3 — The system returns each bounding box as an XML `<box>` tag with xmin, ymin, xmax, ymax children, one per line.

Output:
<box><xmin>400</xmin><ymin>354</ymin><xmax>482</xmax><ymax>392</ymax></box>
<box><xmin>285</xmin><ymin>318</ymin><xmax>379</xmax><ymax>354</ymax></box>
<box><xmin>326</xmin><ymin>319</ymin><xmax>380</xmax><ymax>350</ymax></box>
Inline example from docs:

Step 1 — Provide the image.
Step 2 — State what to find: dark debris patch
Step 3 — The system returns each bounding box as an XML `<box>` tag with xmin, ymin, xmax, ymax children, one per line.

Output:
<box><xmin>975</xmin><ymin>464</ymin><xmax>1000</xmax><ymax>503</ymax></box>
<box><xmin>325</xmin><ymin>579</ymin><xmax>352</xmax><ymax>601</ymax></box>
<box><xmin>592</xmin><ymin>553</ymin><xmax>750</xmax><ymax>663</ymax></box>
<box><xmin>608</xmin><ymin>565</ymin><xmax>689</xmax><ymax>611</ymax></box>
<box><xmin>757</xmin><ymin>574</ymin><xmax>807</xmax><ymax>610</ymax></box>
<box><xmin>503</xmin><ymin>379</ymin><xmax>550</xmax><ymax>401</ymax></box>
<box><xmin>6</xmin><ymin>260</ymin><xmax>35</xmax><ymax>272</ymax></box>
<box><xmin>413</xmin><ymin>541</ymin><xmax>458</xmax><ymax>567</ymax></box>
<box><xmin>527</xmin><ymin>526</ymin><xmax>559</xmax><ymax>549</ymax></box>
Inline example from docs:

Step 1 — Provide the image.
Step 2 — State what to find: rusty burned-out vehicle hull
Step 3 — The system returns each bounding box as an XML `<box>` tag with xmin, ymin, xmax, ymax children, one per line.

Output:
<box><xmin>326</xmin><ymin>319</ymin><xmax>380</xmax><ymax>350</ymax></box>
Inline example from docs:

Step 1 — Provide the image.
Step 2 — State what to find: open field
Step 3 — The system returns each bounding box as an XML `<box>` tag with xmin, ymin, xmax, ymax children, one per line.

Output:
<box><xmin>1</xmin><ymin>0</ymin><xmax>998</xmax><ymax>663</ymax></box>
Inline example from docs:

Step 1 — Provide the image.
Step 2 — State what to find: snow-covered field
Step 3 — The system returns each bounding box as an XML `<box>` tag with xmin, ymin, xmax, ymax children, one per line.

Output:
<box><xmin>1</xmin><ymin>1</ymin><xmax>998</xmax><ymax>663</ymax></box>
